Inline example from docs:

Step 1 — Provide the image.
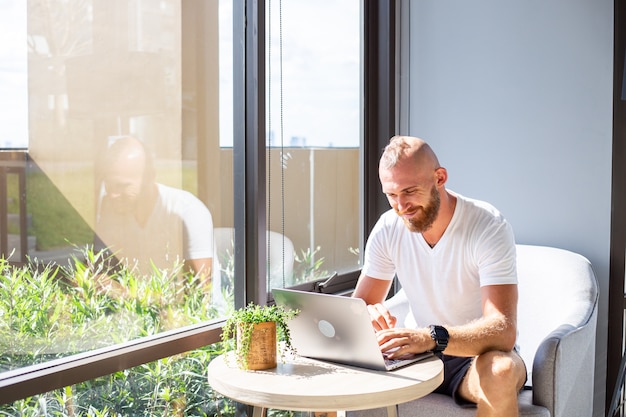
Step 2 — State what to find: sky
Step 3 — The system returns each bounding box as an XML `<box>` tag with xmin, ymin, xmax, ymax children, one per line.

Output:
<box><xmin>0</xmin><ymin>0</ymin><xmax>360</xmax><ymax>150</ymax></box>
<box><xmin>218</xmin><ymin>0</ymin><xmax>360</xmax><ymax>148</ymax></box>
<box><xmin>265</xmin><ymin>0</ymin><xmax>360</xmax><ymax>148</ymax></box>
<box><xmin>0</xmin><ymin>0</ymin><xmax>28</xmax><ymax>149</ymax></box>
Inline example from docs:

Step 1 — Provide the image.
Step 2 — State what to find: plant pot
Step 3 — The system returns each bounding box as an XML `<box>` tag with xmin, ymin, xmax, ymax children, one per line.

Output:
<box><xmin>236</xmin><ymin>321</ymin><xmax>277</xmax><ymax>370</ymax></box>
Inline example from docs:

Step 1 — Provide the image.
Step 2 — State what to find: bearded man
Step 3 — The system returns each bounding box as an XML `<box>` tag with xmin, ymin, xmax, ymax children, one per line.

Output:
<box><xmin>352</xmin><ymin>136</ymin><xmax>527</xmax><ymax>417</ymax></box>
<box><xmin>95</xmin><ymin>136</ymin><xmax>213</xmax><ymax>285</ymax></box>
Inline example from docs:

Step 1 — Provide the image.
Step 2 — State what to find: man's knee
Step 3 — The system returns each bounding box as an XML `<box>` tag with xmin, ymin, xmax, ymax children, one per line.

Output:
<box><xmin>474</xmin><ymin>350</ymin><xmax>526</xmax><ymax>391</ymax></box>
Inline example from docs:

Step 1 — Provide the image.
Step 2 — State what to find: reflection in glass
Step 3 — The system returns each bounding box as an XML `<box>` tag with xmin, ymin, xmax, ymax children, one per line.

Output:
<box><xmin>95</xmin><ymin>136</ymin><xmax>214</xmax><ymax>283</ymax></box>
<box><xmin>0</xmin><ymin>0</ymin><xmax>234</xmax><ymax>375</ymax></box>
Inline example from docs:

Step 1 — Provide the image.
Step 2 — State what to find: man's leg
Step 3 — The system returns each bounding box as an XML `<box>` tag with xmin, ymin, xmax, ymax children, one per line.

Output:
<box><xmin>457</xmin><ymin>350</ymin><xmax>527</xmax><ymax>417</ymax></box>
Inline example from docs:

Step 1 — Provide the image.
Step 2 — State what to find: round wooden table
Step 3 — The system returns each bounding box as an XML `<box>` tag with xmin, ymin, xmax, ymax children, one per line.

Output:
<box><xmin>207</xmin><ymin>353</ymin><xmax>443</xmax><ymax>417</ymax></box>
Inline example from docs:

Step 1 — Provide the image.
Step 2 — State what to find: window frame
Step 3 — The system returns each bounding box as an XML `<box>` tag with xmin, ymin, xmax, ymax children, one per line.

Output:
<box><xmin>0</xmin><ymin>0</ymin><xmax>399</xmax><ymax>405</ymax></box>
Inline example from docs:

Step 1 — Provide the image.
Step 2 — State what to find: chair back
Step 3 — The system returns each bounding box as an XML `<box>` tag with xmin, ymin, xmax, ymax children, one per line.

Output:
<box><xmin>515</xmin><ymin>244</ymin><xmax>598</xmax><ymax>384</ymax></box>
<box><xmin>212</xmin><ymin>227</ymin><xmax>295</xmax><ymax>292</ymax></box>
<box><xmin>266</xmin><ymin>230</ymin><xmax>295</xmax><ymax>288</ymax></box>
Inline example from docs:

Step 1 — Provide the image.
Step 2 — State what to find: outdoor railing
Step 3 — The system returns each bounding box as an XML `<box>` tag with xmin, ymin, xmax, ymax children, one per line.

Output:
<box><xmin>0</xmin><ymin>151</ymin><xmax>27</xmax><ymax>265</ymax></box>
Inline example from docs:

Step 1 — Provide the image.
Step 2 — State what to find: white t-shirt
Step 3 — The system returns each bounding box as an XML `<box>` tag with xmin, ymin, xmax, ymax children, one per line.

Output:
<box><xmin>362</xmin><ymin>191</ymin><xmax>516</xmax><ymax>328</ymax></box>
<box><xmin>96</xmin><ymin>183</ymin><xmax>214</xmax><ymax>275</ymax></box>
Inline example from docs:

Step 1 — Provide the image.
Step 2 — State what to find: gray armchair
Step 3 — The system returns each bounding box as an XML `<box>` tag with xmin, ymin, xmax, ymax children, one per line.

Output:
<box><xmin>349</xmin><ymin>244</ymin><xmax>598</xmax><ymax>417</ymax></box>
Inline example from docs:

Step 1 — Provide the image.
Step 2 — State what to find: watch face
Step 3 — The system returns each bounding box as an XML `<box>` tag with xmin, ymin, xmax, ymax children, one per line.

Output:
<box><xmin>434</xmin><ymin>326</ymin><xmax>448</xmax><ymax>339</ymax></box>
<box><xmin>430</xmin><ymin>325</ymin><xmax>449</xmax><ymax>352</ymax></box>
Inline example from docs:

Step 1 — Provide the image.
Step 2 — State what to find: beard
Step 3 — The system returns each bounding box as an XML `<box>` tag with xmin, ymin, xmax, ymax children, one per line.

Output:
<box><xmin>400</xmin><ymin>185</ymin><xmax>440</xmax><ymax>233</ymax></box>
<box><xmin>106</xmin><ymin>186</ymin><xmax>143</xmax><ymax>214</ymax></box>
<box><xmin>109</xmin><ymin>196</ymin><xmax>138</xmax><ymax>214</ymax></box>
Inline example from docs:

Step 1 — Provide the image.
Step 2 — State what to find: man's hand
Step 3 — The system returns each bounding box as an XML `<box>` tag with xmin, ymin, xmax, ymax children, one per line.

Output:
<box><xmin>376</xmin><ymin>327</ymin><xmax>434</xmax><ymax>359</ymax></box>
<box><xmin>366</xmin><ymin>303</ymin><xmax>397</xmax><ymax>331</ymax></box>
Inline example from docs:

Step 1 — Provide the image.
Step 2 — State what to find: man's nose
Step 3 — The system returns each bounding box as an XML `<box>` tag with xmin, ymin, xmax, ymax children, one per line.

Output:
<box><xmin>396</xmin><ymin>195</ymin><xmax>409</xmax><ymax>211</ymax></box>
<box><xmin>105</xmin><ymin>186</ymin><xmax>122</xmax><ymax>198</ymax></box>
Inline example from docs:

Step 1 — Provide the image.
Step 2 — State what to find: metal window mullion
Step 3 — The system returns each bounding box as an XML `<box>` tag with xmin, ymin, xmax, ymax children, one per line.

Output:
<box><xmin>233</xmin><ymin>0</ymin><xmax>267</xmax><ymax>309</ymax></box>
<box><xmin>362</xmin><ymin>0</ymin><xmax>397</xmax><ymax>250</ymax></box>
<box><xmin>609</xmin><ymin>1</ymin><xmax>626</xmax><ymax>413</ymax></box>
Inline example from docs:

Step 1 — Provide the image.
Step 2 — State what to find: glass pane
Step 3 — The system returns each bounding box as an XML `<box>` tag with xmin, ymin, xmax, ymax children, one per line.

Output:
<box><xmin>0</xmin><ymin>0</ymin><xmax>28</xmax><ymax>149</ymax></box>
<box><xmin>265</xmin><ymin>0</ymin><xmax>361</xmax><ymax>289</ymax></box>
<box><xmin>0</xmin><ymin>0</ymin><xmax>234</xmax><ymax>373</ymax></box>
<box><xmin>0</xmin><ymin>344</ymin><xmax>228</xmax><ymax>416</ymax></box>
<box><xmin>0</xmin><ymin>341</ymin><xmax>304</xmax><ymax>416</ymax></box>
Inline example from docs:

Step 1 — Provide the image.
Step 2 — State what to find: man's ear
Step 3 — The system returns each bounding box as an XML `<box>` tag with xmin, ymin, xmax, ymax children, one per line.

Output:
<box><xmin>434</xmin><ymin>167</ymin><xmax>448</xmax><ymax>187</ymax></box>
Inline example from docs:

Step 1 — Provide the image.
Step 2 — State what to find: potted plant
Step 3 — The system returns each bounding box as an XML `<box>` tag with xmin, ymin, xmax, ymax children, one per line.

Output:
<box><xmin>221</xmin><ymin>303</ymin><xmax>299</xmax><ymax>370</ymax></box>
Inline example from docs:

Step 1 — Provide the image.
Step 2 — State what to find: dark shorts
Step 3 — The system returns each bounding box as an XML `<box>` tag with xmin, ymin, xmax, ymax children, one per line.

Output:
<box><xmin>433</xmin><ymin>350</ymin><xmax>527</xmax><ymax>408</ymax></box>
<box><xmin>433</xmin><ymin>354</ymin><xmax>476</xmax><ymax>407</ymax></box>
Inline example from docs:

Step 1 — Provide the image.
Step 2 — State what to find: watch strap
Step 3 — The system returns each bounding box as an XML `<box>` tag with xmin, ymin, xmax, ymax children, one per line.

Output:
<box><xmin>429</xmin><ymin>324</ymin><xmax>449</xmax><ymax>353</ymax></box>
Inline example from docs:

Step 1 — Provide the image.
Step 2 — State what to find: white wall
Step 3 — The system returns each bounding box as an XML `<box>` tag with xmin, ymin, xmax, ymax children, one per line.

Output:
<box><xmin>405</xmin><ymin>2</ymin><xmax>613</xmax><ymax>415</ymax></box>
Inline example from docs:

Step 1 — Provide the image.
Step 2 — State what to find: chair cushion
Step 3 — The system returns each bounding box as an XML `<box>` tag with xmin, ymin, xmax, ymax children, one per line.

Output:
<box><xmin>347</xmin><ymin>391</ymin><xmax>549</xmax><ymax>417</ymax></box>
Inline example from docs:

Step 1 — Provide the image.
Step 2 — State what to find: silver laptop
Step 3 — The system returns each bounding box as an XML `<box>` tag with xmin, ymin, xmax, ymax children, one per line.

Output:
<box><xmin>272</xmin><ymin>288</ymin><xmax>432</xmax><ymax>371</ymax></box>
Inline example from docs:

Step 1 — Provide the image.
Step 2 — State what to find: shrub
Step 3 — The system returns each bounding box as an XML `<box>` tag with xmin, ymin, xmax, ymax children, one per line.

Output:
<box><xmin>0</xmin><ymin>248</ymin><xmax>229</xmax><ymax>416</ymax></box>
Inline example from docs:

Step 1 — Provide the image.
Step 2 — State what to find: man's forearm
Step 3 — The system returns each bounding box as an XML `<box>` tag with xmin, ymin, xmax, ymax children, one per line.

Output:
<box><xmin>442</xmin><ymin>314</ymin><xmax>517</xmax><ymax>357</ymax></box>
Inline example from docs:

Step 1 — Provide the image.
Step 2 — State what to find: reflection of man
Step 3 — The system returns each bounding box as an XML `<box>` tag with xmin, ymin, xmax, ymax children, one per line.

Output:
<box><xmin>95</xmin><ymin>136</ymin><xmax>213</xmax><ymax>286</ymax></box>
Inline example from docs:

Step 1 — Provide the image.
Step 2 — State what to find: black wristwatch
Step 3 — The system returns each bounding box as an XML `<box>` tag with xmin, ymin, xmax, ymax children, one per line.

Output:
<box><xmin>429</xmin><ymin>325</ymin><xmax>449</xmax><ymax>353</ymax></box>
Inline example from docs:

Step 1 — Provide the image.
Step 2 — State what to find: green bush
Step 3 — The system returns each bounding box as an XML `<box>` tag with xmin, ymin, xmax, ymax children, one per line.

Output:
<box><xmin>0</xmin><ymin>244</ymin><xmax>320</xmax><ymax>416</ymax></box>
<box><xmin>0</xmin><ymin>248</ymin><xmax>232</xmax><ymax>416</ymax></box>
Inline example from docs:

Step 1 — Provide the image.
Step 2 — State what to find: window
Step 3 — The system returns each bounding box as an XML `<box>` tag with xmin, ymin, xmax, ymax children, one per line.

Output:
<box><xmin>0</xmin><ymin>0</ymin><xmax>395</xmax><ymax>410</ymax></box>
<box><xmin>265</xmin><ymin>0</ymin><xmax>361</xmax><ymax>291</ymax></box>
<box><xmin>0</xmin><ymin>1</ymin><xmax>27</xmax><ymax>149</ymax></box>
<box><xmin>2</xmin><ymin>0</ymin><xmax>233</xmax><ymax>376</ymax></box>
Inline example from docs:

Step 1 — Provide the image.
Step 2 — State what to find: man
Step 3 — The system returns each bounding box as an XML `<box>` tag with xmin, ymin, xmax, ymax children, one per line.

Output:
<box><xmin>352</xmin><ymin>136</ymin><xmax>527</xmax><ymax>416</ymax></box>
<box><xmin>95</xmin><ymin>136</ymin><xmax>213</xmax><ymax>289</ymax></box>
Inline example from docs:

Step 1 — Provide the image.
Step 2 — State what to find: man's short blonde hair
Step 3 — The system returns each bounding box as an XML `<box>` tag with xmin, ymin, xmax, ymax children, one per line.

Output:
<box><xmin>380</xmin><ymin>136</ymin><xmax>439</xmax><ymax>171</ymax></box>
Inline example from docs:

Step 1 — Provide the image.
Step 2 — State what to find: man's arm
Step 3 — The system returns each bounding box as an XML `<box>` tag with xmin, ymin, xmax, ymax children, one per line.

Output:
<box><xmin>378</xmin><ymin>283</ymin><xmax>518</xmax><ymax>358</ymax></box>
<box><xmin>186</xmin><ymin>257</ymin><xmax>213</xmax><ymax>290</ymax></box>
<box><xmin>353</xmin><ymin>273</ymin><xmax>392</xmax><ymax>304</ymax></box>
<box><xmin>443</xmin><ymin>283</ymin><xmax>518</xmax><ymax>356</ymax></box>
<box><xmin>352</xmin><ymin>273</ymin><xmax>396</xmax><ymax>330</ymax></box>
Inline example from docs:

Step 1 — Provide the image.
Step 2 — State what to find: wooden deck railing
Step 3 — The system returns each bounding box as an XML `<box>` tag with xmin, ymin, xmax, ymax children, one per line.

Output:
<box><xmin>0</xmin><ymin>151</ymin><xmax>28</xmax><ymax>265</ymax></box>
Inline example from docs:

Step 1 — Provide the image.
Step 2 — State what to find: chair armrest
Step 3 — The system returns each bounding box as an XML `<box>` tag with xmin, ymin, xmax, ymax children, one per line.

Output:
<box><xmin>532</xmin><ymin>306</ymin><xmax>597</xmax><ymax>417</ymax></box>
